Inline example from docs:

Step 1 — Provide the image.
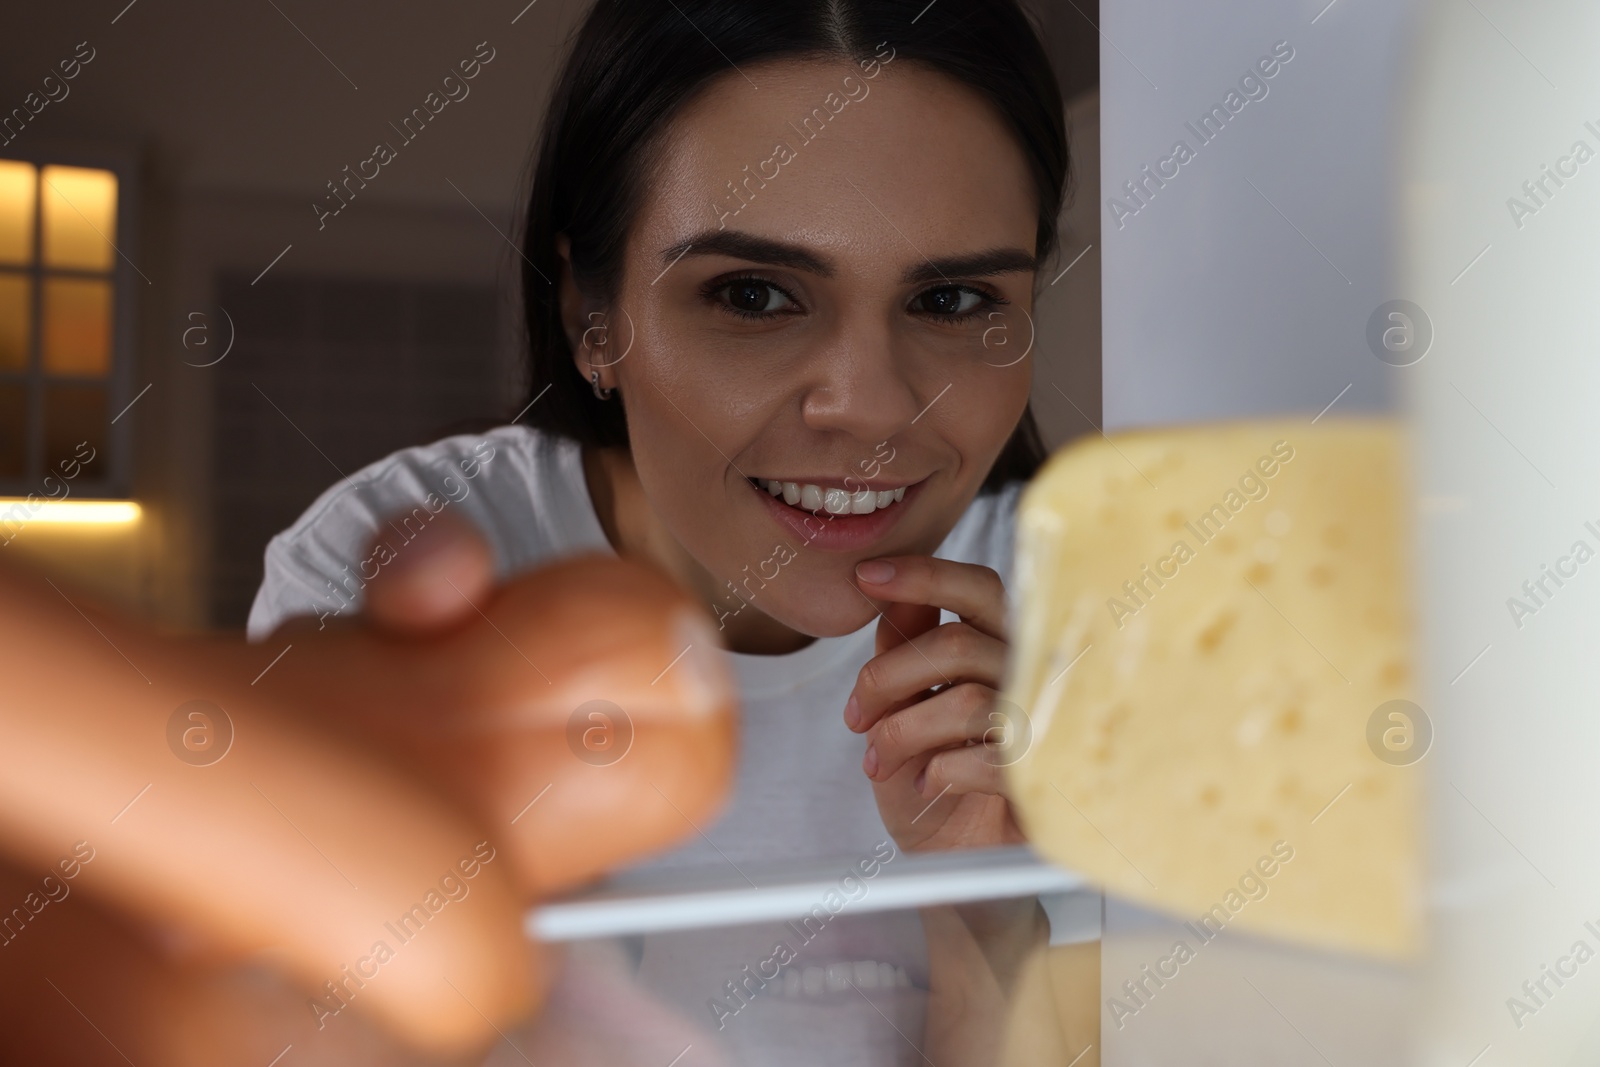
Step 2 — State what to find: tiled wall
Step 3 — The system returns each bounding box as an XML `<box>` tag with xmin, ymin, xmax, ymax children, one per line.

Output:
<box><xmin>208</xmin><ymin>273</ymin><xmax>505</xmax><ymax>626</ymax></box>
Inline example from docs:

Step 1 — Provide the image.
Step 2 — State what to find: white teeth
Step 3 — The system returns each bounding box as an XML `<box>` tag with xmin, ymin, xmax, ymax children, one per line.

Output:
<box><xmin>773</xmin><ymin>959</ymin><xmax>908</xmax><ymax>998</ymax></box>
<box><xmin>757</xmin><ymin>478</ymin><xmax>909</xmax><ymax>516</ymax></box>
<box><xmin>802</xmin><ymin>966</ymin><xmax>824</xmax><ymax>997</ymax></box>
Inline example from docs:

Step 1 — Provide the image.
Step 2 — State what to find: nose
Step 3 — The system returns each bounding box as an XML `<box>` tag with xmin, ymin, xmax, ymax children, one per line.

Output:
<box><xmin>798</xmin><ymin>312</ymin><xmax>925</xmax><ymax>443</ymax></box>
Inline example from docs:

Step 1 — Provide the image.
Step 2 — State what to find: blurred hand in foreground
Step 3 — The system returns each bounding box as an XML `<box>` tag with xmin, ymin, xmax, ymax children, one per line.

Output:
<box><xmin>0</xmin><ymin>513</ymin><xmax>736</xmax><ymax>1066</ymax></box>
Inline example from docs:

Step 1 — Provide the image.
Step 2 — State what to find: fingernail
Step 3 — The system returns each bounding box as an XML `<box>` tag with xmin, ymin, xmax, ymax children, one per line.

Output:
<box><xmin>855</xmin><ymin>560</ymin><xmax>895</xmax><ymax>584</ymax></box>
<box><xmin>863</xmin><ymin>744</ymin><xmax>879</xmax><ymax>778</ymax></box>
<box><xmin>845</xmin><ymin>694</ymin><xmax>861</xmax><ymax>730</ymax></box>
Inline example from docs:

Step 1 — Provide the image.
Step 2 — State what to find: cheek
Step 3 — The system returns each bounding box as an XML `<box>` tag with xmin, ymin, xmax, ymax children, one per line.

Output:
<box><xmin>620</xmin><ymin>302</ymin><xmax>788</xmax><ymax>473</ymax></box>
<box><xmin>620</xmin><ymin>342</ymin><xmax>770</xmax><ymax>547</ymax></box>
<box><xmin>918</xmin><ymin>300</ymin><xmax>1035</xmax><ymax>433</ymax></box>
<box><xmin>624</xmin><ymin>339</ymin><xmax>756</xmax><ymax>481</ymax></box>
<box><xmin>619</xmin><ymin>302</ymin><xmax>769</xmax><ymax>416</ymax></box>
<box><xmin>945</xmin><ymin>352</ymin><xmax>1033</xmax><ymax>466</ymax></box>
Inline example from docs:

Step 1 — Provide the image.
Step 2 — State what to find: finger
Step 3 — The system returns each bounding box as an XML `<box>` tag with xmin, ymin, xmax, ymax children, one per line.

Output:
<box><xmin>363</xmin><ymin>510</ymin><xmax>496</xmax><ymax>636</ymax></box>
<box><xmin>865</xmin><ymin>682</ymin><xmax>998</xmax><ymax>782</ymax></box>
<box><xmin>0</xmin><ymin>861</ymin><xmax>453</xmax><ymax>1067</ymax></box>
<box><xmin>848</xmin><ymin>622</ymin><xmax>1006</xmax><ymax>733</ymax></box>
<box><xmin>0</xmin><ymin>553</ymin><xmax>739</xmax><ymax>1054</ymax></box>
<box><xmin>263</xmin><ymin>552</ymin><xmax>740</xmax><ymax>897</ymax></box>
<box><xmin>922</xmin><ymin>743</ymin><xmax>1009</xmax><ymax>799</ymax></box>
<box><xmin>855</xmin><ymin>557</ymin><xmax>1009</xmax><ymax>641</ymax></box>
<box><xmin>483</xmin><ymin>723</ymin><xmax>735</xmax><ymax>895</ymax></box>
<box><xmin>873</xmin><ymin>599</ymin><xmax>941</xmax><ymax>658</ymax></box>
<box><xmin>0</xmin><ymin>563</ymin><xmax>537</xmax><ymax>1057</ymax></box>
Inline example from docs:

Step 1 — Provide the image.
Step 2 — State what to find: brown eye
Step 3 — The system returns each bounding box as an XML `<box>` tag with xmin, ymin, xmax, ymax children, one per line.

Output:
<box><xmin>720</xmin><ymin>278</ymin><xmax>795</xmax><ymax>316</ymax></box>
<box><xmin>913</xmin><ymin>285</ymin><xmax>989</xmax><ymax>318</ymax></box>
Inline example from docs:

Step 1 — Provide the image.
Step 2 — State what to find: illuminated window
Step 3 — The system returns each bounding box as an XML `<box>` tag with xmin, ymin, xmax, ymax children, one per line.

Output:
<box><xmin>0</xmin><ymin>156</ymin><xmax>128</xmax><ymax>493</ymax></box>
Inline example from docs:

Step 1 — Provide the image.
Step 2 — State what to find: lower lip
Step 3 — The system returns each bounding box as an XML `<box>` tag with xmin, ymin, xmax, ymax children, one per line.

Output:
<box><xmin>750</xmin><ymin>479</ymin><xmax>924</xmax><ymax>553</ymax></box>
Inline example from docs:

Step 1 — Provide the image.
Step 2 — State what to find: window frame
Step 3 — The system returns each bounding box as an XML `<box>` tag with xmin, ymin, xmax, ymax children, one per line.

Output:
<box><xmin>0</xmin><ymin>141</ymin><xmax>139</xmax><ymax>498</ymax></box>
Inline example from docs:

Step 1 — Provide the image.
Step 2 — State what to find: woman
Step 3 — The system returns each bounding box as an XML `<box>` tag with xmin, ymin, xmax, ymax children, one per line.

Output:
<box><xmin>250</xmin><ymin>0</ymin><xmax>1074</xmax><ymax>1061</ymax></box>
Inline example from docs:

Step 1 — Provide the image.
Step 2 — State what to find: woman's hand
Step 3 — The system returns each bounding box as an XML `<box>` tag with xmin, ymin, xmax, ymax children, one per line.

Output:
<box><xmin>844</xmin><ymin>555</ymin><xmax>1026</xmax><ymax>853</ymax></box>
<box><xmin>0</xmin><ymin>513</ymin><xmax>737</xmax><ymax>1066</ymax></box>
<box><xmin>844</xmin><ymin>555</ymin><xmax>1051</xmax><ymax>1066</ymax></box>
<box><xmin>270</xmin><ymin>514</ymin><xmax>737</xmax><ymax>899</ymax></box>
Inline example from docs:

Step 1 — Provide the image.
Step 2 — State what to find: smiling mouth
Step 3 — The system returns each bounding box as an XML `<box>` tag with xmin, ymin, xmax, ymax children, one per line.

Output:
<box><xmin>747</xmin><ymin>477</ymin><xmax>909</xmax><ymax>516</ymax></box>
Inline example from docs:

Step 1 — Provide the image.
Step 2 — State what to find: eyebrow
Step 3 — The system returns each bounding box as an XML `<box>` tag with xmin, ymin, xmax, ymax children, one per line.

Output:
<box><xmin>660</xmin><ymin>229</ymin><xmax>1040</xmax><ymax>285</ymax></box>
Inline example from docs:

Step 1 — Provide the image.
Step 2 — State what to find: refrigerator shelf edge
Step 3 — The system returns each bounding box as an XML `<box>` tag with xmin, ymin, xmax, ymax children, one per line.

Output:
<box><xmin>527</xmin><ymin>844</ymin><xmax>1088</xmax><ymax>942</ymax></box>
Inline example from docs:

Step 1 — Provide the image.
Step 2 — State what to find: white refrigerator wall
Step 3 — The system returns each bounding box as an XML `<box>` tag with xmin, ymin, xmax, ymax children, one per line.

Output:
<box><xmin>1403</xmin><ymin>1</ymin><xmax>1600</xmax><ymax>1063</ymax></box>
<box><xmin>1099</xmin><ymin>0</ymin><xmax>1416</xmax><ymax>432</ymax></box>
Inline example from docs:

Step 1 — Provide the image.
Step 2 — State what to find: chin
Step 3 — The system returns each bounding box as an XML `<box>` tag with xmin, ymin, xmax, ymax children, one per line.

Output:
<box><xmin>765</xmin><ymin>596</ymin><xmax>879</xmax><ymax>641</ymax></box>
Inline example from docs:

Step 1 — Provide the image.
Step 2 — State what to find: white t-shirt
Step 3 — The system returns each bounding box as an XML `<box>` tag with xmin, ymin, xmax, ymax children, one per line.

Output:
<box><xmin>247</xmin><ymin>424</ymin><xmax>1025</xmax><ymax>1065</ymax></box>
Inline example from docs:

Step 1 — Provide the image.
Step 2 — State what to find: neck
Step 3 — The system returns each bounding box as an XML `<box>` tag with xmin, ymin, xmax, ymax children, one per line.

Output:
<box><xmin>581</xmin><ymin>445</ymin><xmax>818</xmax><ymax>656</ymax></box>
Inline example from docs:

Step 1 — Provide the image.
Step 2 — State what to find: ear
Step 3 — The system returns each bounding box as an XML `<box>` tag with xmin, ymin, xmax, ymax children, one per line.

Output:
<box><xmin>555</xmin><ymin>233</ymin><xmax>608</xmax><ymax>389</ymax></box>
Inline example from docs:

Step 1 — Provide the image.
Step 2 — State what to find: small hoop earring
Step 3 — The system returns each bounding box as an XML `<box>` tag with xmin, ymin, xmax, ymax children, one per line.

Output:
<box><xmin>590</xmin><ymin>369</ymin><xmax>615</xmax><ymax>400</ymax></box>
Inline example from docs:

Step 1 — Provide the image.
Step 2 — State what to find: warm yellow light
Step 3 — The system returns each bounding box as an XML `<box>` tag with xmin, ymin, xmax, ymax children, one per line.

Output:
<box><xmin>0</xmin><ymin>274</ymin><xmax>28</xmax><ymax>372</ymax></box>
<box><xmin>0</xmin><ymin>499</ymin><xmax>140</xmax><ymax>525</ymax></box>
<box><xmin>42</xmin><ymin>277</ymin><xmax>111</xmax><ymax>375</ymax></box>
<box><xmin>41</xmin><ymin>166</ymin><xmax>117</xmax><ymax>272</ymax></box>
<box><xmin>0</xmin><ymin>159</ymin><xmax>35</xmax><ymax>265</ymax></box>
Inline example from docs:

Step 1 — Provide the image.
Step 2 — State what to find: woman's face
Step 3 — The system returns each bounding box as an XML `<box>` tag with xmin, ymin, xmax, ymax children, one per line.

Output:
<box><xmin>582</xmin><ymin>57</ymin><xmax>1040</xmax><ymax>639</ymax></box>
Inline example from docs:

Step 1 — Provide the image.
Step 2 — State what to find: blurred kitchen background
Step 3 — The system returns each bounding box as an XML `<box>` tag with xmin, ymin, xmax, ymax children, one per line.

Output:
<box><xmin>0</xmin><ymin>0</ymin><xmax>1101</xmax><ymax>631</ymax></box>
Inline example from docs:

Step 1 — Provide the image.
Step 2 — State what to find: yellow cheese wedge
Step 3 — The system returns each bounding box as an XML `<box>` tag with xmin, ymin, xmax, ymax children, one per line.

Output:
<box><xmin>1003</xmin><ymin>418</ymin><xmax>1420</xmax><ymax>960</ymax></box>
